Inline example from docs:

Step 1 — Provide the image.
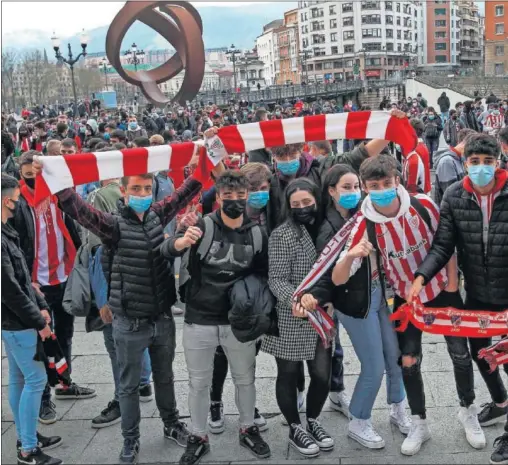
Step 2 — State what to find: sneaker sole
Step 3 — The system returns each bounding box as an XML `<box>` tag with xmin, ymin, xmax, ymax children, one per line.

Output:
<box><xmin>348</xmin><ymin>431</ymin><xmax>385</xmax><ymax>449</ymax></box>
<box><xmin>164</xmin><ymin>434</ymin><xmax>187</xmax><ymax>448</ymax></box>
<box><xmin>208</xmin><ymin>421</ymin><xmax>225</xmax><ymax>434</ymax></box>
<box><xmin>480</xmin><ymin>416</ymin><xmax>506</xmax><ymax>427</ymax></box>
<box><xmin>39</xmin><ymin>417</ymin><xmax>57</xmax><ymax>425</ymax></box>
<box><xmin>400</xmin><ymin>434</ymin><xmax>431</xmax><ymax>456</ymax></box>
<box><xmin>289</xmin><ymin>440</ymin><xmax>320</xmax><ymax>458</ymax></box>
<box><xmin>54</xmin><ymin>393</ymin><xmax>97</xmax><ymax>400</ymax></box>
<box><xmin>139</xmin><ymin>396</ymin><xmax>153</xmax><ymax>403</ymax></box>
<box><xmin>389</xmin><ymin>416</ymin><xmax>411</xmax><ymax>435</ymax></box>
<box><xmin>119</xmin><ymin>455</ymin><xmax>138</xmax><ymax>465</ymax></box>
<box><xmin>490</xmin><ymin>458</ymin><xmax>508</xmax><ymax>465</ymax></box>
<box><xmin>91</xmin><ymin>417</ymin><xmax>122</xmax><ymax>429</ymax></box>
<box><xmin>254</xmin><ymin>422</ymin><xmax>269</xmax><ymax>433</ymax></box>
<box><xmin>239</xmin><ymin>440</ymin><xmax>271</xmax><ymax>459</ymax></box>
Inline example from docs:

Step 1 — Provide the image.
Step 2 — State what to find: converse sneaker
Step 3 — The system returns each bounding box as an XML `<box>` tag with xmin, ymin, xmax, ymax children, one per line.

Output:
<box><xmin>254</xmin><ymin>408</ymin><xmax>268</xmax><ymax>432</ymax></box>
<box><xmin>479</xmin><ymin>402</ymin><xmax>508</xmax><ymax>427</ymax></box>
<box><xmin>17</xmin><ymin>447</ymin><xmax>62</xmax><ymax>465</ymax></box>
<box><xmin>54</xmin><ymin>383</ymin><xmax>96</xmax><ymax>400</ymax></box>
<box><xmin>491</xmin><ymin>433</ymin><xmax>508</xmax><ymax>465</ymax></box>
<box><xmin>289</xmin><ymin>424</ymin><xmax>320</xmax><ymax>457</ymax></box>
<box><xmin>119</xmin><ymin>438</ymin><xmax>140</xmax><ymax>464</ymax></box>
<box><xmin>17</xmin><ymin>432</ymin><xmax>62</xmax><ymax>451</ymax></box>
<box><xmin>239</xmin><ymin>425</ymin><xmax>271</xmax><ymax>459</ymax></box>
<box><xmin>179</xmin><ymin>435</ymin><xmax>210</xmax><ymax>465</ymax></box>
<box><xmin>164</xmin><ymin>421</ymin><xmax>190</xmax><ymax>448</ymax></box>
<box><xmin>458</xmin><ymin>404</ymin><xmax>486</xmax><ymax>449</ymax></box>
<box><xmin>208</xmin><ymin>401</ymin><xmax>225</xmax><ymax>434</ymax></box>
<box><xmin>282</xmin><ymin>390</ymin><xmax>305</xmax><ymax>426</ymax></box>
<box><xmin>389</xmin><ymin>399</ymin><xmax>412</xmax><ymax>434</ymax></box>
<box><xmin>348</xmin><ymin>417</ymin><xmax>385</xmax><ymax>449</ymax></box>
<box><xmin>39</xmin><ymin>399</ymin><xmax>57</xmax><ymax>425</ymax></box>
<box><xmin>400</xmin><ymin>415</ymin><xmax>431</xmax><ymax>456</ymax></box>
<box><xmin>139</xmin><ymin>384</ymin><xmax>153</xmax><ymax>402</ymax></box>
<box><xmin>91</xmin><ymin>400</ymin><xmax>121</xmax><ymax>429</ymax></box>
<box><xmin>329</xmin><ymin>390</ymin><xmax>350</xmax><ymax>417</ymax></box>
<box><xmin>307</xmin><ymin>418</ymin><xmax>334</xmax><ymax>451</ymax></box>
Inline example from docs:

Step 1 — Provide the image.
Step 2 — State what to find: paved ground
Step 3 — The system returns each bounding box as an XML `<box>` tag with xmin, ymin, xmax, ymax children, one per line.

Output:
<box><xmin>2</xmin><ymin>315</ymin><xmax>506</xmax><ymax>464</ymax></box>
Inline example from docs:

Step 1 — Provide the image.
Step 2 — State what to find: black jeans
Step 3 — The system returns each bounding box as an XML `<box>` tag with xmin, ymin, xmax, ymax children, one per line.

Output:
<box><xmin>41</xmin><ymin>282</ymin><xmax>74</xmax><ymax>403</ymax></box>
<box><xmin>395</xmin><ymin>291</ymin><xmax>475</xmax><ymax>417</ymax></box>
<box><xmin>113</xmin><ymin>313</ymin><xmax>179</xmax><ymax>441</ymax></box>
<box><xmin>275</xmin><ymin>340</ymin><xmax>331</xmax><ymax>426</ymax></box>
<box><xmin>465</xmin><ymin>297</ymin><xmax>508</xmax><ymax>405</ymax></box>
<box><xmin>331</xmin><ymin>313</ymin><xmax>345</xmax><ymax>393</ymax></box>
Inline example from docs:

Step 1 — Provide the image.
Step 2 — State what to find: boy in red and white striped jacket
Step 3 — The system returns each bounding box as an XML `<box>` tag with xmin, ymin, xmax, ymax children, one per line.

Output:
<box><xmin>336</xmin><ymin>155</ymin><xmax>485</xmax><ymax>455</ymax></box>
<box><xmin>484</xmin><ymin>104</ymin><xmax>505</xmax><ymax>136</ymax></box>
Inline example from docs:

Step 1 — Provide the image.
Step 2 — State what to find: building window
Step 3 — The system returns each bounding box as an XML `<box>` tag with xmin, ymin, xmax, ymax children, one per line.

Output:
<box><xmin>361</xmin><ymin>1</ymin><xmax>380</xmax><ymax>10</ymax></box>
<box><xmin>435</xmin><ymin>31</ymin><xmax>446</xmax><ymax>38</ymax></box>
<box><xmin>362</xmin><ymin>14</ymin><xmax>382</xmax><ymax>24</ymax></box>
<box><xmin>344</xmin><ymin>45</ymin><xmax>354</xmax><ymax>53</ymax></box>
<box><xmin>343</xmin><ymin>30</ymin><xmax>355</xmax><ymax>40</ymax></box>
<box><xmin>396</xmin><ymin>2</ymin><xmax>400</xmax><ymax>13</ymax></box>
<box><xmin>397</xmin><ymin>30</ymin><xmax>401</xmax><ymax>39</ymax></box>
<box><xmin>330</xmin><ymin>32</ymin><xmax>338</xmax><ymax>42</ymax></box>
<box><xmin>435</xmin><ymin>43</ymin><xmax>447</xmax><ymax>50</ymax></box>
<box><xmin>435</xmin><ymin>8</ymin><xmax>446</xmax><ymax>15</ymax></box>
<box><xmin>343</xmin><ymin>17</ymin><xmax>354</xmax><ymax>26</ymax></box>
<box><xmin>324</xmin><ymin>61</ymin><xmax>334</xmax><ymax>69</ymax></box>
<box><xmin>331</xmin><ymin>46</ymin><xmax>339</xmax><ymax>54</ymax></box>
<box><xmin>496</xmin><ymin>23</ymin><xmax>505</xmax><ymax>34</ymax></box>
<box><xmin>386</xmin><ymin>43</ymin><xmax>394</xmax><ymax>51</ymax></box>
<box><xmin>435</xmin><ymin>20</ymin><xmax>446</xmax><ymax>27</ymax></box>
<box><xmin>342</xmin><ymin>2</ymin><xmax>353</xmax><ymax>12</ymax></box>
<box><xmin>329</xmin><ymin>4</ymin><xmax>336</xmax><ymax>14</ymax></box>
<box><xmin>435</xmin><ymin>55</ymin><xmax>447</xmax><ymax>63</ymax></box>
<box><xmin>315</xmin><ymin>63</ymin><xmax>323</xmax><ymax>71</ymax></box>
<box><xmin>386</xmin><ymin>15</ymin><xmax>393</xmax><ymax>24</ymax></box>
<box><xmin>330</xmin><ymin>18</ymin><xmax>337</xmax><ymax>28</ymax></box>
<box><xmin>396</xmin><ymin>16</ymin><xmax>401</xmax><ymax>25</ymax></box>
<box><xmin>362</xmin><ymin>28</ymin><xmax>382</xmax><ymax>38</ymax></box>
<box><xmin>386</xmin><ymin>29</ymin><xmax>393</xmax><ymax>38</ymax></box>
<box><xmin>363</xmin><ymin>43</ymin><xmax>382</xmax><ymax>51</ymax></box>
<box><xmin>307</xmin><ymin>64</ymin><xmax>314</xmax><ymax>71</ymax></box>
<box><xmin>496</xmin><ymin>5</ymin><xmax>504</xmax><ymax>16</ymax></box>
<box><xmin>495</xmin><ymin>63</ymin><xmax>505</xmax><ymax>75</ymax></box>
<box><xmin>496</xmin><ymin>45</ymin><xmax>505</xmax><ymax>56</ymax></box>
<box><xmin>385</xmin><ymin>1</ymin><xmax>392</xmax><ymax>10</ymax></box>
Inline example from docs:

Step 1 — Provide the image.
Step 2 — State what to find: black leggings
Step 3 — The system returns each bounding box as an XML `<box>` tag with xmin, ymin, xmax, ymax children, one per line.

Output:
<box><xmin>275</xmin><ymin>340</ymin><xmax>331</xmax><ymax>426</ymax></box>
<box><xmin>211</xmin><ymin>344</ymin><xmax>307</xmax><ymax>403</ymax></box>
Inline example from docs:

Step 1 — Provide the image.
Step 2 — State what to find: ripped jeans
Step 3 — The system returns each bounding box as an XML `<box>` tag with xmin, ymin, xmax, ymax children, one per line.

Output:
<box><xmin>395</xmin><ymin>290</ymin><xmax>474</xmax><ymax>418</ymax></box>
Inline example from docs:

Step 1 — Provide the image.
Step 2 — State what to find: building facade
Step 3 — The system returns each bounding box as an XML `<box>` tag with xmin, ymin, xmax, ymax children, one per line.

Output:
<box><xmin>235</xmin><ymin>50</ymin><xmax>266</xmax><ymax>90</ymax></box>
<box><xmin>457</xmin><ymin>1</ymin><xmax>482</xmax><ymax>70</ymax></box>
<box><xmin>277</xmin><ymin>9</ymin><xmax>301</xmax><ymax>85</ymax></box>
<box><xmin>256</xmin><ymin>19</ymin><xmax>284</xmax><ymax>86</ymax></box>
<box><xmin>297</xmin><ymin>1</ymin><xmax>418</xmax><ymax>83</ymax></box>
<box><xmin>485</xmin><ymin>1</ymin><xmax>508</xmax><ymax>76</ymax></box>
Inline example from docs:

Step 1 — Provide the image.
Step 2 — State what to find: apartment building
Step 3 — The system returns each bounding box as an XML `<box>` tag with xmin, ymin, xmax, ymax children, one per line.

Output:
<box><xmin>485</xmin><ymin>1</ymin><xmax>508</xmax><ymax>76</ymax></box>
<box><xmin>256</xmin><ymin>19</ymin><xmax>284</xmax><ymax>86</ymax></box>
<box><xmin>297</xmin><ymin>1</ymin><xmax>418</xmax><ymax>83</ymax></box>
<box><xmin>277</xmin><ymin>9</ymin><xmax>301</xmax><ymax>85</ymax></box>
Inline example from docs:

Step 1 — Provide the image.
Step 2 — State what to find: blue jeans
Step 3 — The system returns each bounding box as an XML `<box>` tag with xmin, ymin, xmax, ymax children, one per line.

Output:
<box><xmin>338</xmin><ymin>287</ymin><xmax>405</xmax><ymax>420</ymax></box>
<box><xmin>331</xmin><ymin>312</ymin><xmax>345</xmax><ymax>392</ymax></box>
<box><xmin>2</xmin><ymin>329</ymin><xmax>47</xmax><ymax>452</ymax></box>
<box><xmin>103</xmin><ymin>324</ymin><xmax>152</xmax><ymax>402</ymax></box>
<box><xmin>441</xmin><ymin>111</ymin><xmax>449</xmax><ymax>124</ymax></box>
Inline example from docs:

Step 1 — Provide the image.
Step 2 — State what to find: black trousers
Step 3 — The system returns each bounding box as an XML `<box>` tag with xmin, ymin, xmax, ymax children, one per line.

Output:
<box><xmin>275</xmin><ymin>340</ymin><xmax>331</xmax><ymax>427</ymax></box>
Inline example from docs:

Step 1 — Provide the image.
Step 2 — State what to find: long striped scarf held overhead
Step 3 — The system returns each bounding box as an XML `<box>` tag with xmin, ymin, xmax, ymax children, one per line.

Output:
<box><xmin>34</xmin><ymin>112</ymin><xmax>417</xmax><ymax>204</ymax></box>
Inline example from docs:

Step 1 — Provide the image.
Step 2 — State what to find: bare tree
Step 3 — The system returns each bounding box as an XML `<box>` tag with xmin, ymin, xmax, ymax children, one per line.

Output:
<box><xmin>74</xmin><ymin>67</ymin><xmax>103</xmax><ymax>100</ymax></box>
<box><xmin>19</xmin><ymin>50</ymin><xmax>56</xmax><ymax>105</ymax></box>
<box><xmin>1</xmin><ymin>49</ymin><xmax>18</xmax><ymax>110</ymax></box>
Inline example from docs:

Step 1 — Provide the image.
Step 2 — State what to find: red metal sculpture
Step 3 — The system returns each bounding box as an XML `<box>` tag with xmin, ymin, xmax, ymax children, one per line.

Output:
<box><xmin>106</xmin><ymin>1</ymin><xmax>205</xmax><ymax>106</ymax></box>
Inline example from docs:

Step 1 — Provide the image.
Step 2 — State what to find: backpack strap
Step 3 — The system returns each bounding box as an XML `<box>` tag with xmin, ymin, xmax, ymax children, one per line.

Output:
<box><xmin>196</xmin><ymin>215</ymin><xmax>215</xmax><ymax>260</ymax></box>
<box><xmin>409</xmin><ymin>195</ymin><xmax>433</xmax><ymax>233</ymax></box>
<box><xmin>250</xmin><ymin>225</ymin><xmax>263</xmax><ymax>255</ymax></box>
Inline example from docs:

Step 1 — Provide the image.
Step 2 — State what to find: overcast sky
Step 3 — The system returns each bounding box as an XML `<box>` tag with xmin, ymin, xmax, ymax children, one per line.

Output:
<box><xmin>1</xmin><ymin>2</ymin><xmax>268</xmax><ymax>36</ymax></box>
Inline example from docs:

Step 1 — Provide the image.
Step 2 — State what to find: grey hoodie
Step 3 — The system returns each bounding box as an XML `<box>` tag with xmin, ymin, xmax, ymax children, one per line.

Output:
<box><xmin>433</xmin><ymin>147</ymin><xmax>465</xmax><ymax>206</ymax></box>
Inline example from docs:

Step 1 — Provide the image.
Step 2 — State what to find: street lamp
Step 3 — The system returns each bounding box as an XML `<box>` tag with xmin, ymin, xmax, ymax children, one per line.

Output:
<box><xmin>124</xmin><ymin>42</ymin><xmax>145</xmax><ymax>71</ymax></box>
<box><xmin>226</xmin><ymin>44</ymin><xmax>241</xmax><ymax>92</ymax></box>
<box><xmin>101</xmin><ymin>57</ymin><xmax>110</xmax><ymax>91</ymax></box>
<box><xmin>51</xmin><ymin>29</ymin><xmax>89</xmax><ymax>117</ymax></box>
<box><xmin>299</xmin><ymin>47</ymin><xmax>313</xmax><ymax>85</ymax></box>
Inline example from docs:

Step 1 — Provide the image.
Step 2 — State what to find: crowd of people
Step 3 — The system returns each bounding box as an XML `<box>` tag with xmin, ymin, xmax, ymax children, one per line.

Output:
<box><xmin>1</xmin><ymin>89</ymin><xmax>508</xmax><ymax>465</ymax></box>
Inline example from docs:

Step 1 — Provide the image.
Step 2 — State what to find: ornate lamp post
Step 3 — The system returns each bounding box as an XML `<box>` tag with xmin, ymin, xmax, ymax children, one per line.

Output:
<box><xmin>51</xmin><ymin>29</ymin><xmax>89</xmax><ymax>117</ymax></box>
<box><xmin>124</xmin><ymin>42</ymin><xmax>145</xmax><ymax>71</ymax></box>
<box><xmin>101</xmin><ymin>57</ymin><xmax>110</xmax><ymax>91</ymax></box>
<box><xmin>226</xmin><ymin>44</ymin><xmax>241</xmax><ymax>91</ymax></box>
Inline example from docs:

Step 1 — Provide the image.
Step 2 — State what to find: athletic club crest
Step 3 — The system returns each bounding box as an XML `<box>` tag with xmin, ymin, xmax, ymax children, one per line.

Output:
<box><xmin>423</xmin><ymin>313</ymin><xmax>436</xmax><ymax>326</ymax></box>
<box><xmin>409</xmin><ymin>214</ymin><xmax>420</xmax><ymax>229</ymax></box>
<box><xmin>451</xmin><ymin>315</ymin><xmax>462</xmax><ymax>329</ymax></box>
<box><xmin>478</xmin><ymin>317</ymin><xmax>491</xmax><ymax>330</ymax></box>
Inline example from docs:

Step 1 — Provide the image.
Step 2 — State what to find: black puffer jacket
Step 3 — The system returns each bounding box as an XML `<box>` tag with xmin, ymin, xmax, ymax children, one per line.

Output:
<box><xmin>417</xmin><ymin>173</ymin><xmax>508</xmax><ymax>306</ymax></box>
<box><xmin>229</xmin><ymin>274</ymin><xmax>278</xmax><ymax>343</ymax></box>
<box><xmin>2</xmin><ymin>222</ymin><xmax>48</xmax><ymax>331</ymax></box>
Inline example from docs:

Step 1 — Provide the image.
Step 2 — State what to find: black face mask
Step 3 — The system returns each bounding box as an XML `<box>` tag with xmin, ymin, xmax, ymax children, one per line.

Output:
<box><xmin>23</xmin><ymin>177</ymin><xmax>36</xmax><ymax>189</ymax></box>
<box><xmin>7</xmin><ymin>199</ymin><xmax>19</xmax><ymax>215</ymax></box>
<box><xmin>222</xmin><ymin>199</ymin><xmax>246</xmax><ymax>220</ymax></box>
<box><xmin>291</xmin><ymin>205</ymin><xmax>317</xmax><ymax>225</ymax></box>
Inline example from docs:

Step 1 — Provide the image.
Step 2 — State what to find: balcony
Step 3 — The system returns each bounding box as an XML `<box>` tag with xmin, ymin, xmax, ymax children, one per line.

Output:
<box><xmin>311</xmin><ymin>8</ymin><xmax>324</xmax><ymax>18</ymax></box>
<box><xmin>362</xmin><ymin>16</ymin><xmax>382</xmax><ymax>24</ymax></box>
<box><xmin>361</xmin><ymin>1</ymin><xmax>380</xmax><ymax>10</ymax></box>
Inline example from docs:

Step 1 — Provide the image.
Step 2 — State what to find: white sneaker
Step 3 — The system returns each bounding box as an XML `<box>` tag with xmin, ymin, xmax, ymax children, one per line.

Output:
<box><xmin>458</xmin><ymin>404</ymin><xmax>486</xmax><ymax>449</ymax></box>
<box><xmin>329</xmin><ymin>391</ymin><xmax>350</xmax><ymax>417</ymax></box>
<box><xmin>171</xmin><ymin>305</ymin><xmax>184</xmax><ymax>315</ymax></box>
<box><xmin>401</xmin><ymin>416</ymin><xmax>431</xmax><ymax>456</ymax></box>
<box><xmin>348</xmin><ymin>417</ymin><xmax>385</xmax><ymax>449</ymax></box>
<box><xmin>389</xmin><ymin>399</ymin><xmax>412</xmax><ymax>434</ymax></box>
<box><xmin>282</xmin><ymin>390</ymin><xmax>305</xmax><ymax>426</ymax></box>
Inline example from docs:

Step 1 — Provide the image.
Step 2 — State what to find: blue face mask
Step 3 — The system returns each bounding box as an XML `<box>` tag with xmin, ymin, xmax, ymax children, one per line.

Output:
<box><xmin>468</xmin><ymin>164</ymin><xmax>495</xmax><ymax>188</ymax></box>
<box><xmin>248</xmin><ymin>191</ymin><xmax>269</xmax><ymax>209</ymax></box>
<box><xmin>128</xmin><ymin>195</ymin><xmax>152</xmax><ymax>214</ymax></box>
<box><xmin>129</xmin><ymin>122</ymin><xmax>137</xmax><ymax>130</ymax></box>
<box><xmin>428</xmin><ymin>114</ymin><xmax>435</xmax><ymax>120</ymax></box>
<box><xmin>103</xmin><ymin>132</ymin><xmax>110</xmax><ymax>141</ymax></box>
<box><xmin>277</xmin><ymin>158</ymin><xmax>300</xmax><ymax>176</ymax></box>
<box><xmin>369</xmin><ymin>187</ymin><xmax>397</xmax><ymax>208</ymax></box>
<box><xmin>338</xmin><ymin>191</ymin><xmax>361</xmax><ymax>210</ymax></box>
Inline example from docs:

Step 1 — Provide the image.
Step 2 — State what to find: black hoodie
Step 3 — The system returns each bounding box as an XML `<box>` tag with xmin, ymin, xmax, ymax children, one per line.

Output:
<box><xmin>162</xmin><ymin>210</ymin><xmax>268</xmax><ymax>325</ymax></box>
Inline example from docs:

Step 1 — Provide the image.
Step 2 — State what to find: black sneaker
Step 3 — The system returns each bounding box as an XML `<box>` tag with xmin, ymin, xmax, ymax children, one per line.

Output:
<box><xmin>119</xmin><ymin>438</ymin><xmax>140</xmax><ymax>464</ymax></box>
<box><xmin>491</xmin><ymin>433</ymin><xmax>508</xmax><ymax>464</ymax></box>
<box><xmin>91</xmin><ymin>400</ymin><xmax>121</xmax><ymax>429</ymax></box>
<box><xmin>17</xmin><ymin>447</ymin><xmax>62</xmax><ymax>465</ymax></box>
<box><xmin>54</xmin><ymin>383</ymin><xmax>96</xmax><ymax>400</ymax></box>
<box><xmin>479</xmin><ymin>402</ymin><xmax>508</xmax><ymax>427</ymax></box>
<box><xmin>39</xmin><ymin>400</ymin><xmax>57</xmax><ymax>425</ymax></box>
<box><xmin>289</xmin><ymin>423</ymin><xmax>320</xmax><ymax>458</ymax></box>
<box><xmin>139</xmin><ymin>384</ymin><xmax>153</xmax><ymax>403</ymax></box>
<box><xmin>307</xmin><ymin>418</ymin><xmax>334</xmax><ymax>451</ymax></box>
<box><xmin>179</xmin><ymin>435</ymin><xmax>210</xmax><ymax>465</ymax></box>
<box><xmin>207</xmin><ymin>401</ymin><xmax>225</xmax><ymax>434</ymax></box>
<box><xmin>17</xmin><ymin>433</ymin><xmax>63</xmax><ymax>451</ymax></box>
<box><xmin>164</xmin><ymin>420</ymin><xmax>190</xmax><ymax>448</ymax></box>
<box><xmin>239</xmin><ymin>425</ymin><xmax>271</xmax><ymax>459</ymax></box>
